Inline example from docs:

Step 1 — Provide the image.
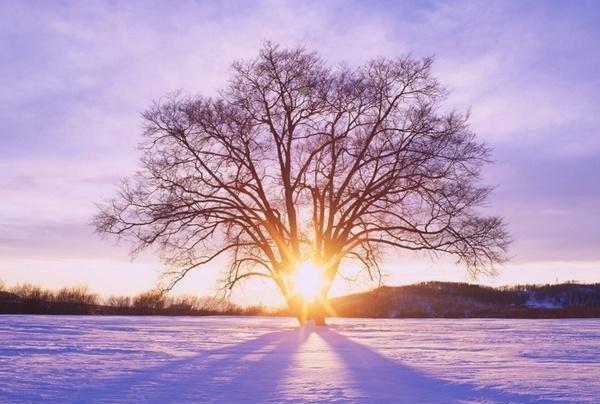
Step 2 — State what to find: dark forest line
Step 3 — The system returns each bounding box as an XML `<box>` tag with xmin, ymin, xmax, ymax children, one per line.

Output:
<box><xmin>1</xmin><ymin>280</ymin><xmax>599</xmax><ymax>318</ymax></box>
<box><xmin>0</xmin><ymin>283</ymin><xmax>270</xmax><ymax>316</ymax></box>
<box><xmin>329</xmin><ymin>281</ymin><xmax>600</xmax><ymax>318</ymax></box>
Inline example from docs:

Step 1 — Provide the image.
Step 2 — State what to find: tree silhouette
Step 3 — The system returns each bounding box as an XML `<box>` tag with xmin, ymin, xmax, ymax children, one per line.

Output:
<box><xmin>94</xmin><ymin>43</ymin><xmax>509</xmax><ymax>325</ymax></box>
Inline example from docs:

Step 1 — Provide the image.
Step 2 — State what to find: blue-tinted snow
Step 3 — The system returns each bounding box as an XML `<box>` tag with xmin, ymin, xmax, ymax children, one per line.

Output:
<box><xmin>0</xmin><ymin>316</ymin><xmax>598</xmax><ymax>403</ymax></box>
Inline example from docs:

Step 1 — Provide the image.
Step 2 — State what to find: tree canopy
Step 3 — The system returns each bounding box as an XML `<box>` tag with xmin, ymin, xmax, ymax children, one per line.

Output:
<box><xmin>95</xmin><ymin>43</ymin><xmax>509</xmax><ymax>324</ymax></box>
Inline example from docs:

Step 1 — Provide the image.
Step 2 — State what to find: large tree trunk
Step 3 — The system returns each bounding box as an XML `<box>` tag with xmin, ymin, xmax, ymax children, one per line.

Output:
<box><xmin>287</xmin><ymin>294</ymin><xmax>327</xmax><ymax>326</ymax></box>
<box><xmin>309</xmin><ymin>299</ymin><xmax>326</xmax><ymax>326</ymax></box>
<box><xmin>287</xmin><ymin>295</ymin><xmax>306</xmax><ymax>326</ymax></box>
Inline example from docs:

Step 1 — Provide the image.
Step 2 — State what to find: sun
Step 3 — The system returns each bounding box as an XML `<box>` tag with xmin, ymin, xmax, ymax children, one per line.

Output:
<box><xmin>293</xmin><ymin>261</ymin><xmax>325</xmax><ymax>301</ymax></box>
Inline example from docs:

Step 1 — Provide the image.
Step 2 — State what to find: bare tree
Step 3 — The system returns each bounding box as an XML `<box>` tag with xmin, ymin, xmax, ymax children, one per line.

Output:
<box><xmin>95</xmin><ymin>43</ymin><xmax>509</xmax><ymax>325</ymax></box>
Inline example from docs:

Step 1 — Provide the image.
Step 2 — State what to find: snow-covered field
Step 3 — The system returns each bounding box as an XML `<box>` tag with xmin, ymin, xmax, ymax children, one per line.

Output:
<box><xmin>0</xmin><ymin>316</ymin><xmax>598</xmax><ymax>403</ymax></box>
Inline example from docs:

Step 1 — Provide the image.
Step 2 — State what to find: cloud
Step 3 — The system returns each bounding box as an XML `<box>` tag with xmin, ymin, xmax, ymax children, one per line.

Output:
<box><xmin>0</xmin><ymin>0</ymin><xmax>598</xmax><ymax>300</ymax></box>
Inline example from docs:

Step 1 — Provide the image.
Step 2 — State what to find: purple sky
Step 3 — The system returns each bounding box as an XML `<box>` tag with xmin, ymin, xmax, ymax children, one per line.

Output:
<box><xmin>1</xmin><ymin>0</ymin><xmax>599</xmax><ymax>305</ymax></box>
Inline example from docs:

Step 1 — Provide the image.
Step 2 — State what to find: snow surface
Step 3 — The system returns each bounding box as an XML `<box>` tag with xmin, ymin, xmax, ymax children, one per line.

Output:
<box><xmin>0</xmin><ymin>316</ymin><xmax>598</xmax><ymax>403</ymax></box>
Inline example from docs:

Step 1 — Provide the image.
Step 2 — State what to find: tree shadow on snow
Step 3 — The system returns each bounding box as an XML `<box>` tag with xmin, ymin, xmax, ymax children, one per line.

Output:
<box><xmin>315</xmin><ymin>327</ymin><xmax>549</xmax><ymax>403</ymax></box>
<box><xmin>69</xmin><ymin>326</ymin><xmax>549</xmax><ymax>403</ymax></box>
<box><xmin>69</xmin><ymin>327</ymin><xmax>310</xmax><ymax>403</ymax></box>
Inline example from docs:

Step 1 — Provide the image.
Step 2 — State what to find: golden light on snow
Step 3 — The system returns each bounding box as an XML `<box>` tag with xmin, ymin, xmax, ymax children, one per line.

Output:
<box><xmin>293</xmin><ymin>261</ymin><xmax>325</xmax><ymax>301</ymax></box>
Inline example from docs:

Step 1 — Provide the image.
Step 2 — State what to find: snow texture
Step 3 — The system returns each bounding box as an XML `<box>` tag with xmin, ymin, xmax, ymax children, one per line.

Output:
<box><xmin>0</xmin><ymin>316</ymin><xmax>598</xmax><ymax>403</ymax></box>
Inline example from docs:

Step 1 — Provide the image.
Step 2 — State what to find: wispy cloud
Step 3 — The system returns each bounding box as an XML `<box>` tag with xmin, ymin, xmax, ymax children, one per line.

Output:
<box><xmin>0</xmin><ymin>0</ymin><xmax>598</xmax><ymax>300</ymax></box>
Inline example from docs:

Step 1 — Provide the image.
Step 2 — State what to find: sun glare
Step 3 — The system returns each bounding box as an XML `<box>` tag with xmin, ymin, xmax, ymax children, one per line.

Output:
<box><xmin>293</xmin><ymin>261</ymin><xmax>325</xmax><ymax>301</ymax></box>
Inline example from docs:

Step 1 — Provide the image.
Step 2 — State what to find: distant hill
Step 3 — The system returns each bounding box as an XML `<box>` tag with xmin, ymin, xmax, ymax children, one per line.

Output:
<box><xmin>328</xmin><ymin>282</ymin><xmax>600</xmax><ymax>318</ymax></box>
<box><xmin>2</xmin><ymin>281</ymin><xmax>599</xmax><ymax>318</ymax></box>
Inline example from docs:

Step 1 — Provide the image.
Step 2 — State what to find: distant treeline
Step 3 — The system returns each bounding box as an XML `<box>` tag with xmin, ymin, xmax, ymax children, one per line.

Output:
<box><xmin>329</xmin><ymin>281</ymin><xmax>600</xmax><ymax>318</ymax></box>
<box><xmin>1</xmin><ymin>280</ymin><xmax>599</xmax><ymax>318</ymax></box>
<box><xmin>0</xmin><ymin>281</ymin><xmax>271</xmax><ymax>316</ymax></box>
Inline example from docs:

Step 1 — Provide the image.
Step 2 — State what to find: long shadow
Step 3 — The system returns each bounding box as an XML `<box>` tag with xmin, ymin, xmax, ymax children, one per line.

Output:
<box><xmin>68</xmin><ymin>327</ymin><xmax>310</xmax><ymax>403</ymax></box>
<box><xmin>315</xmin><ymin>327</ymin><xmax>551</xmax><ymax>403</ymax></box>
<box><xmin>66</xmin><ymin>326</ymin><xmax>553</xmax><ymax>403</ymax></box>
